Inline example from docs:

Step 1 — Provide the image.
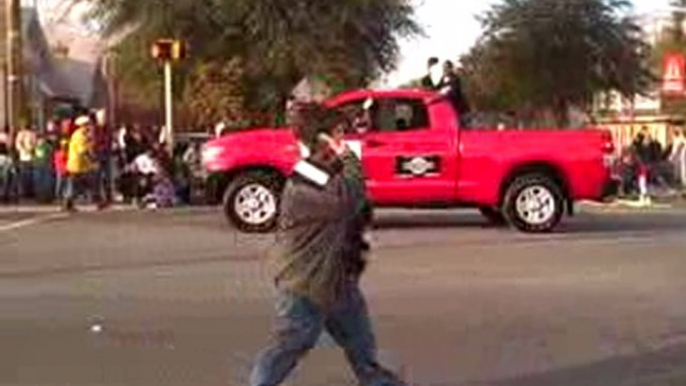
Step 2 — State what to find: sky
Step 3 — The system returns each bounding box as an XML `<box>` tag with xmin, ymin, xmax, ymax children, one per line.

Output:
<box><xmin>387</xmin><ymin>0</ymin><xmax>674</xmax><ymax>86</ymax></box>
<box><xmin>32</xmin><ymin>0</ymin><xmax>676</xmax><ymax>86</ymax></box>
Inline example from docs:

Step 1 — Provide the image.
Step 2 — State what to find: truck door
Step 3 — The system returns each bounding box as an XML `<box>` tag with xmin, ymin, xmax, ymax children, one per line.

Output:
<box><xmin>361</xmin><ymin>97</ymin><xmax>457</xmax><ymax>205</ymax></box>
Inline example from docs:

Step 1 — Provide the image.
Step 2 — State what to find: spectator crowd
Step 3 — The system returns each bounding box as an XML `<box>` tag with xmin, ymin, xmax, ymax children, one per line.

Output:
<box><xmin>0</xmin><ymin>114</ymin><xmax>203</xmax><ymax>210</ymax></box>
<box><xmin>617</xmin><ymin>126</ymin><xmax>686</xmax><ymax>200</ymax></box>
<box><xmin>1</xmin><ymin>68</ymin><xmax>686</xmax><ymax>212</ymax></box>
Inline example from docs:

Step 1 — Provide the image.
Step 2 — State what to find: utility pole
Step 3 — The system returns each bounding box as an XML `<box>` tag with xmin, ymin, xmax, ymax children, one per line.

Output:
<box><xmin>163</xmin><ymin>60</ymin><xmax>173</xmax><ymax>154</ymax></box>
<box><xmin>103</xmin><ymin>50</ymin><xmax>119</xmax><ymax>132</ymax></box>
<box><xmin>1</xmin><ymin>0</ymin><xmax>8</xmax><ymax>132</ymax></box>
<box><xmin>7</xmin><ymin>0</ymin><xmax>27</xmax><ymax>140</ymax></box>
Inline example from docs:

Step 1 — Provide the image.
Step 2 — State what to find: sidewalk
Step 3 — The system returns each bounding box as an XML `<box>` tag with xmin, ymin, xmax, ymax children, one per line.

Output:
<box><xmin>0</xmin><ymin>203</ymin><xmax>137</xmax><ymax>215</ymax></box>
<box><xmin>3</xmin><ymin>190</ymin><xmax>685</xmax><ymax>216</ymax></box>
<box><xmin>581</xmin><ymin>189</ymin><xmax>686</xmax><ymax>211</ymax></box>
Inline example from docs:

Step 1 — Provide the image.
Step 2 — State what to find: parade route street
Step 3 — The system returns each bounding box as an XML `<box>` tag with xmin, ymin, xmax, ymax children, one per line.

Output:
<box><xmin>1</xmin><ymin>207</ymin><xmax>686</xmax><ymax>386</ymax></box>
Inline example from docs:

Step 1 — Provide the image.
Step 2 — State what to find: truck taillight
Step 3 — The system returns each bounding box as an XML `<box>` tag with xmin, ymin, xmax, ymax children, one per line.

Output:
<box><xmin>603</xmin><ymin>141</ymin><xmax>615</xmax><ymax>154</ymax></box>
<box><xmin>600</xmin><ymin>131</ymin><xmax>616</xmax><ymax>170</ymax></box>
<box><xmin>601</xmin><ymin>132</ymin><xmax>615</xmax><ymax>154</ymax></box>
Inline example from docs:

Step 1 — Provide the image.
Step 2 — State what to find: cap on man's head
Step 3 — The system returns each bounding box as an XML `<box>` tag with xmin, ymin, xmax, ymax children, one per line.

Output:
<box><xmin>428</xmin><ymin>57</ymin><xmax>439</xmax><ymax>67</ymax></box>
<box><xmin>289</xmin><ymin>102</ymin><xmax>345</xmax><ymax>150</ymax></box>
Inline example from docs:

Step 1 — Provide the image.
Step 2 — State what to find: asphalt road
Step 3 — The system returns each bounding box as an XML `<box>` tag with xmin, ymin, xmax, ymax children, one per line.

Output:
<box><xmin>1</xmin><ymin>206</ymin><xmax>686</xmax><ymax>386</ymax></box>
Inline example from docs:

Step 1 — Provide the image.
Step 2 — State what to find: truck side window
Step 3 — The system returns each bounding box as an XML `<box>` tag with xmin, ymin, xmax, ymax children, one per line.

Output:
<box><xmin>335</xmin><ymin>101</ymin><xmax>370</xmax><ymax>134</ymax></box>
<box><xmin>374</xmin><ymin>99</ymin><xmax>430</xmax><ymax>132</ymax></box>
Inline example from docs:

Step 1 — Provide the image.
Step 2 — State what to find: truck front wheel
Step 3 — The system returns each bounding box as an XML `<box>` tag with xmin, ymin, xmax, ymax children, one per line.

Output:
<box><xmin>223</xmin><ymin>171</ymin><xmax>282</xmax><ymax>233</ymax></box>
<box><xmin>503</xmin><ymin>174</ymin><xmax>564</xmax><ymax>233</ymax></box>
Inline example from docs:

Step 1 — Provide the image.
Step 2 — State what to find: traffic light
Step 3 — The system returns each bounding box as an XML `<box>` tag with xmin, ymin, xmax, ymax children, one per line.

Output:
<box><xmin>151</xmin><ymin>39</ymin><xmax>187</xmax><ymax>61</ymax></box>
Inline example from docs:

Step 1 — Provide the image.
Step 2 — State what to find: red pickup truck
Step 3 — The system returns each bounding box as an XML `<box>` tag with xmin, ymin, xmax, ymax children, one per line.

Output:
<box><xmin>202</xmin><ymin>89</ymin><xmax>616</xmax><ymax>233</ymax></box>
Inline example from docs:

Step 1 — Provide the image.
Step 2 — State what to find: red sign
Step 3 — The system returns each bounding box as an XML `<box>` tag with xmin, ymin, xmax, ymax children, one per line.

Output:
<box><xmin>662</xmin><ymin>54</ymin><xmax>685</xmax><ymax>94</ymax></box>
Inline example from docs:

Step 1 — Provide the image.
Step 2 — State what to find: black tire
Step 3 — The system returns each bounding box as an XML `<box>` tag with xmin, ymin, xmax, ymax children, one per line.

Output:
<box><xmin>479</xmin><ymin>207</ymin><xmax>507</xmax><ymax>226</ymax></box>
<box><xmin>503</xmin><ymin>174</ymin><xmax>565</xmax><ymax>233</ymax></box>
<box><xmin>223</xmin><ymin>171</ymin><xmax>282</xmax><ymax>233</ymax></box>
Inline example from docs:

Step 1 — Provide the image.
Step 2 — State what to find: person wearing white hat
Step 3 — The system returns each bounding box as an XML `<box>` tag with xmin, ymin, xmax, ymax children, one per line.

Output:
<box><xmin>64</xmin><ymin>116</ymin><xmax>102</xmax><ymax>211</ymax></box>
<box><xmin>74</xmin><ymin>115</ymin><xmax>90</xmax><ymax>127</ymax></box>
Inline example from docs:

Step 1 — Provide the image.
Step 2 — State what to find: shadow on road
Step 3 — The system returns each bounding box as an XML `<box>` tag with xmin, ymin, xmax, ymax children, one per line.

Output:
<box><xmin>373</xmin><ymin>212</ymin><xmax>496</xmax><ymax>230</ymax></box>
<box><xmin>559</xmin><ymin>213</ymin><xmax>686</xmax><ymax>236</ymax></box>
<box><xmin>372</xmin><ymin>210</ymin><xmax>686</xmax><ymax>237</ymax></box>
<box><xmin>0</xmin><ymin>253</ymin><xmax>258</xmax><ymax>280</ymax></box>
<box><xmin>464</xmin><ymin>343</ymin><xmax>686</xmax><ymax>386</ymax></box>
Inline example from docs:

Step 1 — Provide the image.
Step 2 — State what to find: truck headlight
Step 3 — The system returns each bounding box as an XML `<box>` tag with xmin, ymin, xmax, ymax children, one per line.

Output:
<box><xmin>202</xmin><ymin>146</ymin><xmax>224</xmax><ymax>165</ymax></box>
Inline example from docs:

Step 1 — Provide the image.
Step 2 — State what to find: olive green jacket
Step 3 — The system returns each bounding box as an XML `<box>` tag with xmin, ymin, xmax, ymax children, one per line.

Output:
<box><xmin>269</xmin><ymin>153</ymin><xmax>371</xmax><ymax>307</ymax></box>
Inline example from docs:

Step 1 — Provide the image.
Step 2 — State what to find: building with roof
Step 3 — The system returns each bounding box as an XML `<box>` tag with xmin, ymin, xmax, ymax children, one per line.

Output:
<box><xmin>1</xmin><ymin>4</ymin><xmax>90</xmax><ymax>130</ymax></box>
<box><xmin>593</xmin><ymin>11</ymin><xmax>685</xmax><ymax>151</ymax></box>
<box><xmin>1</xmin><ymin>1</ymin><xmax>111</xmax><ymax>131</ymax></box>
<box><xmin>22</xmin><ymin>7</ymin><xmax>76</xmax><ymax>128</ymax></box>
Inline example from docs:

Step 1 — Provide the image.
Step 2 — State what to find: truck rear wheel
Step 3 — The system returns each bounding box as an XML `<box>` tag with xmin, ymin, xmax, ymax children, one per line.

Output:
<box><xmin>223</xmin><ymin>171</ymin><xmax>282</xmax><ymax>233</ymax></box>
<box><xmin>479</xmin><ymin>207</ymin><xmax>507</xmax><ymax>226</ymax></box>
<box><xmin>503</xmin><ymin>174</ymin><xmax>564</xmax><ymax>233</ymax></box>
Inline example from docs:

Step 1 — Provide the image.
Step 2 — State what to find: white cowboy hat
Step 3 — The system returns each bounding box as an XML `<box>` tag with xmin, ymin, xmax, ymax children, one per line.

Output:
<box><xmin>75</xmin><ymin>116</ymin><xmax>90</xmax><ymax>127</ymax></box>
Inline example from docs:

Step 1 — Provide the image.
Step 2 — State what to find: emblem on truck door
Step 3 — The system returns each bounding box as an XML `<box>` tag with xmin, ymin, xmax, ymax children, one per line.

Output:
<box><xmin>396</xmin><ymin>156</ymin><xmax>440</xmax><ymax>177</ymax></box>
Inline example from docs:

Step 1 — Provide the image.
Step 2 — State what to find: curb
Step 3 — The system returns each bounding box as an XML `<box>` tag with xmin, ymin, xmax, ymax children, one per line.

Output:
<box><xmin>580</xmin><ymin>199</ymin><xmax>672</xmax><ymax>211</ymax></box>
<box><xmin>0</xmin><ymin>205</ymin><xmax>137</xmax><ymax>215</ymax></box>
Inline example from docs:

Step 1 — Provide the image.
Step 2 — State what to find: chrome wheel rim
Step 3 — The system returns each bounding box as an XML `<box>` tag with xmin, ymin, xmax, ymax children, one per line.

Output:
<box><xmin>234</xmin><ymin>184</ymin><xmax>277</xmax><ymax>225</ymax></box>
<box><xmin>515</xmin><ymin>185</ymin><xmax>556</xmax><ymax>225</ymax></box>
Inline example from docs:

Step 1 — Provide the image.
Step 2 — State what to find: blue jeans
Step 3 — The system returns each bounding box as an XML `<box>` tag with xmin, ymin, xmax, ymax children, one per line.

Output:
<box><xmin>55</xmin><ymin>174</ymin><xmax>66</xmax><ymax>202</ymax></box>
<box><xmin>33</xmin><ymin>163</ymin><xmax>54</xmax><ymax>202</ymax></box>
<box><xmin>97</xmin><ymin>154</ymin><xmax>113</xmax><ymax>202</ymax></box>
<box><xmin>250</xmin><ymin>283</ymin><xmax>405</xmax><ymax>386</ymax></box>
<box><xmin>18</xmin><ymin>161</ymin><xmax>34</xmax><ymax>199</ymax></box>
<box><xmin>0</xmin><ymin>166</ymin><xmax>13</xmax><ymax>202</ymax></box>
<box><xmin>65</xmin><ymin>172</ymin><xmax>101</xmax><ymax>209</ymax></box>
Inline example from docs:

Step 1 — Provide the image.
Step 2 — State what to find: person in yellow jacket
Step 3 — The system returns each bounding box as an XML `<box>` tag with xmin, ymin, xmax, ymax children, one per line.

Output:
<box><xmin>64</xmin><ymin>116</ymin><xmax>103</xmax><ymax>211</ymax></box>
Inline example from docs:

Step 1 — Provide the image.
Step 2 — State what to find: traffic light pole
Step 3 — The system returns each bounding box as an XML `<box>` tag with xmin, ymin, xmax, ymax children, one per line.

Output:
<box><xmin>164</xmin><ymin>60</ymin><xmax>174</xmax><ymax>155</ymax></box>
<box><xmin>7</xmin><ymin>0</ymin><xmax>27</xmax><ymax>140</ymax></box>
<box><xmin>152</xmin><ymin>39</ymin><xmax>185</xmax><ymax>155</ymax></box>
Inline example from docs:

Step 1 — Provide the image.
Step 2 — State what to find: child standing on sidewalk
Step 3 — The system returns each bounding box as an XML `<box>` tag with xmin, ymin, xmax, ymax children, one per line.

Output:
<box><xmin>53</xmin><ymin>139</ymin><xmax>69</xmax><ymax>204</ymax></box>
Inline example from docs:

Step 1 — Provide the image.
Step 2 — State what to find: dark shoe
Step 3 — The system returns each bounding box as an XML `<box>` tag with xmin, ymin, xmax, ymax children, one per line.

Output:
<box><xmin>62</xmin><ymin>206</ymin><xmax>78</xmax><ymax>213</ymax></box>
<box><xmin>63</xmin><ymin>201</ymin><xmax>77</xmax><ymax>213</ymax></box>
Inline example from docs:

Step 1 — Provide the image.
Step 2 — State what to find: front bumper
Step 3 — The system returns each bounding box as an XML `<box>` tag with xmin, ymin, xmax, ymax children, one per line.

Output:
<box><xmin>204</xmin><ymin>173</ymin><xmax>224</xmax><ymax>205</ymax></box>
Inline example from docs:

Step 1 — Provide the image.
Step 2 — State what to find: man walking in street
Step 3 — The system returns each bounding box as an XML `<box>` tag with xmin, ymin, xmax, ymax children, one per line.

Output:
<box><xmin>64</xmin><ymin>116</ymin><xmax>102</xmax><ymax>211</ymax></box>
<box><xmin>248</xmin><ymin>102</ymin><xmax>404</xmax><ymax>386</ymax></box>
